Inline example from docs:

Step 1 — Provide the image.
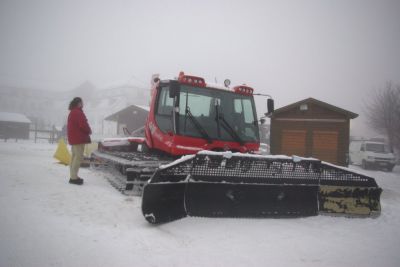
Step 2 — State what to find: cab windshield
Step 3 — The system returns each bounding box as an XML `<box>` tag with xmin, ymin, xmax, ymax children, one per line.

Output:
<box><xmin>176</xmin><ymin>85</ymin><xmax>259</xmax><ymax>142</ymax></box>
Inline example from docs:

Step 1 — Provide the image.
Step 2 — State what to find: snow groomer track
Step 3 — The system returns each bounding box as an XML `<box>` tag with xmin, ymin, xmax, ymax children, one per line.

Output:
<box><xmin>91</xmin><ymin>149</ymin><xmax>174</xmax><ymax>195</ymax></box>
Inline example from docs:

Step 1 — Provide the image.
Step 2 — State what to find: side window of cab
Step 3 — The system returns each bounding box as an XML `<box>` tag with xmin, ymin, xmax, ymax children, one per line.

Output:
<box><xmin>155</xmin><ymin>86</ymin><xmax>174</xmax><ymax>133</ymax></box>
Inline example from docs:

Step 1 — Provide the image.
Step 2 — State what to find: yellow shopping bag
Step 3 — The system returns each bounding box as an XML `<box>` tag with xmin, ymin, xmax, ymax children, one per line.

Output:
<box><xmin>53</xmin><ymin>138</ymin><xmax>71</xmax><ymax>165</ymax></box>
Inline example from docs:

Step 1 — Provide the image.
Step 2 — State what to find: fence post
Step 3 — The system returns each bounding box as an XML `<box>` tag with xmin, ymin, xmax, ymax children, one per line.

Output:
<box><xmin>51</xmin><ymin>125</ymin><xmax>55</xmax><ymax>144</ymax></box>
<box><xmin>34</xmin><ymin>122</ymin><xmax>37</xmax><ymax>143</ymax></box>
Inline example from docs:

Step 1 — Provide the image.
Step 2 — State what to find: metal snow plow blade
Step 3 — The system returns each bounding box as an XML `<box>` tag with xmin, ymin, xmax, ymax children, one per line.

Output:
<box><xmin>142</xmin><ymin>151</ymin><xmax>382</xmax><ymax>224</ymax></box>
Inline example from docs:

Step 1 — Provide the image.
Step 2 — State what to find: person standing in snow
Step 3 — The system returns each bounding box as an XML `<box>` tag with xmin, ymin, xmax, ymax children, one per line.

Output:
<box><xmin>67</xmin><ymin>97</ymin><xmax>92</xmax><ymax>185</ymax></box>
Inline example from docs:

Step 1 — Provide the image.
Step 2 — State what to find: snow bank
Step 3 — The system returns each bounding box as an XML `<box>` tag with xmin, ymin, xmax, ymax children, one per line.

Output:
<box><xmin>1</xmin><ymin>140</ymin><xmax>400</xmax><ymax>267</ymax></box>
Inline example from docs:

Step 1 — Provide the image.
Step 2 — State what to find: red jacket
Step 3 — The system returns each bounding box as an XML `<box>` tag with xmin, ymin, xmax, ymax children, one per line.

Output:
<box><xmin>67</xmin><ymin>107</ymin><xmax>92</xmax><ymax>145</ymax></box>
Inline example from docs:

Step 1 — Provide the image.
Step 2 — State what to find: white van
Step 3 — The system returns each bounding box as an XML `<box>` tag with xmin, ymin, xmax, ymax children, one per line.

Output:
<box><xmin>349</xmin><ymin>140</ymin><xmax>396</xmax><ymax>171</ymax></box>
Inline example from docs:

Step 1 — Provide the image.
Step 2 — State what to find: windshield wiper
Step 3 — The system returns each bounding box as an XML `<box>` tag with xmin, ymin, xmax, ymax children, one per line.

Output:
<box><xmin>185</xmin><ymin>107</ymin><xmax>212</xmax><ymax>144</ymax></box>
<box><xmin>216</xmin><ymin>113</ymin><xmax>244</xmax><ymax>146</ymax></box>
<box><xmin>214</xmin><ymin>99</ymin><xmax>221</xmax><ymax>138</ymax></box>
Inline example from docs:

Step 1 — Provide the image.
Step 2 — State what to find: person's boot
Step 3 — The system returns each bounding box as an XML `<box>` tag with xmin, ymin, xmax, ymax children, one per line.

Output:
<box><xmin>69</xmin><ymin>177</ymin><xmax>84</xmax><ymax>185</ymax></box>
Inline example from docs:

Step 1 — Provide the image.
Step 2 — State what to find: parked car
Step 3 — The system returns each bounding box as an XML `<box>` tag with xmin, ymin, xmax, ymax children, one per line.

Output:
<box><xmin>349</xmin><ymin>140</ymin><xmax>396</xmax><ymax>171</ymax></box>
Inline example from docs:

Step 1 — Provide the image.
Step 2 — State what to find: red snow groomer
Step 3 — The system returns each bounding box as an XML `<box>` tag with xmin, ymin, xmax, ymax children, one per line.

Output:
<box><xmin>92</xmin><ymin>72</ymin><xmax>382</xmax><ymax>224</ymax></box>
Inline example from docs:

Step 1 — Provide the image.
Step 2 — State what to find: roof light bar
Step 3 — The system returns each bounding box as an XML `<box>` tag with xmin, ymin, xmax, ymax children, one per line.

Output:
<box><xmin>233</xmin><ymin>85</ymin><xmax>254</xmax><ymax>95</ymax></box>
<box><xmin>178</xmin><ymin>71</ymin><xmax>206</xmax><ymax>87</ymax></box>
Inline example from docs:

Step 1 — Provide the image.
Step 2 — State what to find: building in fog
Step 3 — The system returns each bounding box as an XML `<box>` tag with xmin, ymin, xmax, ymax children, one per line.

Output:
<box><xmin>0</xmin><ymin>112</ymin><xmax>31</xmax><ymax>141</ymax></box>
<box><xmin>104</xmin><ymin>105</ymin><xmax>149</xmax><ymax>135</ymax></box>
<box><xmin>0</xmin><ymin>82</ymin><xmax>149</xmax><ymax>134</ymax></box>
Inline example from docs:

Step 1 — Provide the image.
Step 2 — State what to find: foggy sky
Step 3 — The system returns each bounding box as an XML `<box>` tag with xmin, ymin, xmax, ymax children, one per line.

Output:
<box><xmin>1</xmin><ymin>0</ymin><xmax>400</xmax><ymax>135</ymax></box>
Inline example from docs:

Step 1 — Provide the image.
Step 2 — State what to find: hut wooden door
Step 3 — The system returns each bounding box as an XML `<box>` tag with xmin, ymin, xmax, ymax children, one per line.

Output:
<box><xmin>281</xmin><ymin>130</ymin><xmax>306</xmax><ymax>157</ymax></box>
<box><xmin>312</xmin><ymin>130</ymin><xmax>338</xmax><ymax>164</ymax></box>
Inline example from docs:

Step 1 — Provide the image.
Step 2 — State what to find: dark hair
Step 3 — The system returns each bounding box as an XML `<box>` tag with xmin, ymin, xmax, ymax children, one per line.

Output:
<box><xmin>69</xmin><ymin>97</ymin><xmax>82</xmax><ymax>110</ymax></box>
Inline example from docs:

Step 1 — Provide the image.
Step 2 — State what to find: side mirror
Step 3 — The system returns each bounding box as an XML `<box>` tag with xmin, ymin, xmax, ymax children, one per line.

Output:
<box><xmin>153</xmin><ymin>77</ymin><xmax>160</xmax><ymax>84</ymax></box>
<box><xmin>169</xmin><ymin>81</ymin><xmax>180</xmax><ymax>98</ymax></box>
<box><xmin>266</xmin><ymin>98</ymin><xmax>274</xmax><ymax>115</ymax></box>
<box><xmin>259</xmin><ymin>118</ymin><xmax>266</xmax><ymax>124</ymax></box>
<box><xmin>360</xmin><ymin>147</ymin><xmax>365</xmax><ymax>152</ymax></box>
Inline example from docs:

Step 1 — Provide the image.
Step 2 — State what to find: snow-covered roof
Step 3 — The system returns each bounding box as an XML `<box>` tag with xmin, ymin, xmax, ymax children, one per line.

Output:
<box><xmin>205</xmin><ymin>82</ymin><xmax>230</xmax><ymax>91</ymax></box>
<box><xmin>0</xmin><ymin>112</ymin><xmax>31</xmax><ymax>123</ymax></box>
<box><xmin>160</xmin><ymin>78</ymin><xmax>242</xmax><ymax>92</ymax></box>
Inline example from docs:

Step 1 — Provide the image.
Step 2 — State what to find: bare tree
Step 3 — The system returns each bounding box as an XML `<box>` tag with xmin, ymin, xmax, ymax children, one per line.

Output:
<box><xmin>365</xmin><ymin>82</ymin><xmax>400</xmax><ymax>155</ymax></box>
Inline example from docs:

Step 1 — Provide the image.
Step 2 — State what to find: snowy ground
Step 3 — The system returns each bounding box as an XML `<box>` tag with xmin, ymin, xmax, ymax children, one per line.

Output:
<box><xmin>0</xmin><ymin>140</ymin><xmax>400</xmax><ymax>267</ymax></box>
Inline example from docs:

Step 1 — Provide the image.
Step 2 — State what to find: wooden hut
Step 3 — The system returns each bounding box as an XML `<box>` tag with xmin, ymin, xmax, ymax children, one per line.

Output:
<box><xmin>269</xmin><ymin>98</ymin><xmax>358</xmax><ymax>166</ymax></box>
<box><xmin>0</xmin><ymin>112</ymin><xmax>31</xmax><ymax>141</ymax></box>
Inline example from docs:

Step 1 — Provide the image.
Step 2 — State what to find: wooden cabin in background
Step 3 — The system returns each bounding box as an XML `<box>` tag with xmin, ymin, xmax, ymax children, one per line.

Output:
<box><xmin>269</xmin><ymin>98</ymin><xmax>358</xmax><ymax>166</ymax></box>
